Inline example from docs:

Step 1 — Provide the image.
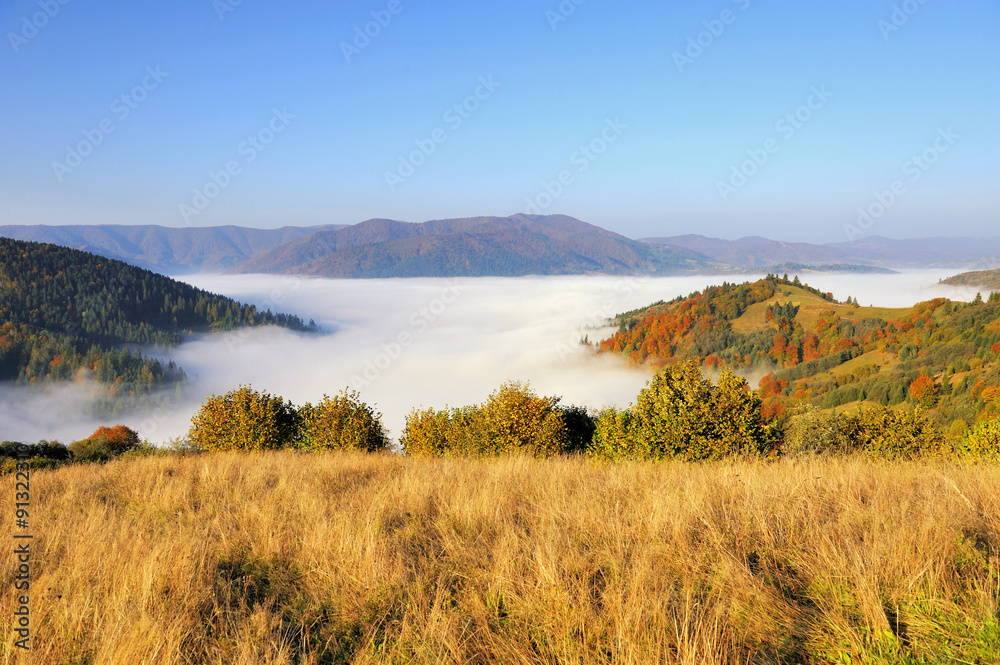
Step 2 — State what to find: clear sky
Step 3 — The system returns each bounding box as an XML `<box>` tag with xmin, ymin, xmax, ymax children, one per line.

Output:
<box><xmin>2</xmin><ymin>0</ymin><xmax>997</xmax><ymax>242</ymax></box>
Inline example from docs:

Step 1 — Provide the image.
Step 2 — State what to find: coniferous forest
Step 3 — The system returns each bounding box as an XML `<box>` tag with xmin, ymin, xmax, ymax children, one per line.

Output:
<box><xmin>0</xmin><ymin>237</ymin><xmax>313</xmax><ymax>414</ymax></box>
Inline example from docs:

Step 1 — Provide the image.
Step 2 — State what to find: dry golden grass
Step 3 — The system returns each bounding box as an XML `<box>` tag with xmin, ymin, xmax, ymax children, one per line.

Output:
<box><xmin>2</xmin><ymin>452</ymin><xmax>999</xmax><ymax>664</ymax></box>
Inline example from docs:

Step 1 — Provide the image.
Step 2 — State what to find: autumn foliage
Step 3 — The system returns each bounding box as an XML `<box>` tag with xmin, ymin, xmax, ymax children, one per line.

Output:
<box><xmin>189</xmin><ymin>385</ymin><xmax>298</xmax><ymax>451</ymax></box>
<box><xmin>401</xmin><ymin>382</ymin><xmax>571</xmax><ymax>457</ymax></box>
<box><xmin>298</xmin><ymin>390</ymin><xmax>390</xmax><ymax>452</ymax></box>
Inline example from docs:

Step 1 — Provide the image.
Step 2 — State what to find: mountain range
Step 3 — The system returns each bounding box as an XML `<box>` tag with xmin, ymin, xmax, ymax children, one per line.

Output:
<box><xmin>2</xmin><ymin>215</ymin><xmax>999</xmax><ymax>277</ymax></box>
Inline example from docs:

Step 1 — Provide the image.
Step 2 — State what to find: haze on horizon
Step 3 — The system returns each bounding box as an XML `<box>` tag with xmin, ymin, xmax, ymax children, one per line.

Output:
<box><xmin>2</xmin><ymin>1</ymin><xmax>998</xmax><ymax>244</ymax></box>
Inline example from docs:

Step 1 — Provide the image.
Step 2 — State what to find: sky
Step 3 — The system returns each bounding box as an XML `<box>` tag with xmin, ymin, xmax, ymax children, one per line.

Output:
<box><xmin>1</xmin><ymin>0</ymin><xmax>998</xmax><ymax>243</ymax></box>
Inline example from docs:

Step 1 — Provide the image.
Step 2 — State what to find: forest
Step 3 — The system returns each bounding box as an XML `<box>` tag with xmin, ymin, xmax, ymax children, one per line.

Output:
<box><xmin>597</xmin><ymin>274</ymin><xmax>1000</xmax><ymax>440</ymax></box>
<box><xmin>0</xmin><ymin>237</ymin><xmax>313</xmax><ymax>414</ymax></box>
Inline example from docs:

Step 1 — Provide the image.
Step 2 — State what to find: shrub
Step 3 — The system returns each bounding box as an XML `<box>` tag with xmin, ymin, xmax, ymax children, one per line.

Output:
<box><xmin>401</xmin><ymin>382</ymin><xmax>570</xmax><ymax>458</ymax></box>
<box><xmin>839</xmin><ymin>407</ymin><xmax>946</xmax><ymax>460</ymax></box>
<box><xmin>957</xmin><ymin>418</ymin><xmax>1000</xmax><ymax>461</ymax></box>
<box><xmin>69</xmin><ymin>425</ymin><xmax>141</xmax><ymax>463</ymax></box>
<box><xmin>782</xmin><ymin>410</ymin><xmax>850</xmax><ymax>456</ymax></box>
<box><xmin>189</xmin><ymin>385</ymin><xmax>298</xmax><ymax>452</ymax></box>
<box><xmin>298</xmin><ymin>390</ymin><xmax>389</xmax><ymax>452</ymax></box>
<box><xmin>0</xmin><ymin>439</ymin><xmax>70</xmax><ymax>473</ymax></box>
<box><xmin>590</xmin><ymin>360</ymin><xmax>778</xmax><ymax>462</ymax></box>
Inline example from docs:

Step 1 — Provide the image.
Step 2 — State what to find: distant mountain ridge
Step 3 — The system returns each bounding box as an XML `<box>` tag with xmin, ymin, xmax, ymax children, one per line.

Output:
<box><xmin>643</xmin><ymin>234</ymin><xmax>1000</xmax><ymax>269</ymax></box>
<box><xmin>227</xmin><ymin>215</ymin><xmax>724</xmax><ymax>277</ymax></box>
<box><xmin>3</xmin><ymin>217</ymin><xmax>999</xmax><ymax>277</ymax></box>
<box><xmin>0</xmin><ymin>223</ymin><xmax>343</xmax><ymax>274</ymax></box>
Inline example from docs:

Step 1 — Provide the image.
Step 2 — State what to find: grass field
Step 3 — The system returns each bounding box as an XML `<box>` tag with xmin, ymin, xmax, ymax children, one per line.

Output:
<box><xmin>3</xmin><ymin>452</ymin><xmax>999</xmax><ymax>664</ymax></box>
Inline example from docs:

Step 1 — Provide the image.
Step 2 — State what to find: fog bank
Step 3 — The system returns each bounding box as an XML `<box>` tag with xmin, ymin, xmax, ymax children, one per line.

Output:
<box><xmin>0</xmin><ymin>270</ymin><xmax>977</xmax><ymax>445</ymax></box>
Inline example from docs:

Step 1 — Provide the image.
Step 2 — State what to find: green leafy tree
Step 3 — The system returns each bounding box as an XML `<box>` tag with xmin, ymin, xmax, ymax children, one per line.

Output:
<box><xmin>189</xmin><ymin>385</ymin><xmax>298</xmax><ymax>451</ymax></box>
<box><xmin>298</xmin><ymin>390</ymin><xmax>389</xmax><ymax>452</ymax></box>
<box><xmin>590</xmin><ymin>360</ymin><xmax>777</xmax><ymax>461</ymax></box>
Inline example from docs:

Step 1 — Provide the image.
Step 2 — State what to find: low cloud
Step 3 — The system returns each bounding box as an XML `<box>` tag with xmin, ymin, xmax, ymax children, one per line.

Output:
<box><xmin>1</xmin><ymin>270</ymin><xmax>977</xmax><ymax>445</ymax></box>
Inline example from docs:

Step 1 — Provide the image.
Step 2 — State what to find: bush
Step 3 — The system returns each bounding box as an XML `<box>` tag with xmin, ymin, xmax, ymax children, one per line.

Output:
<box><xmin>957</xmin><ymin>418</ymin><xmax>1000</xmax><ymax>461</ymax></box>
<box><xmin>784</xmin><ymin>407</ymin><xmax>946</xmax><ymax>460</ymax></box>
<box><xmin>69</xmin><ymin>425</ymin><xmax>141</xmax><ymax>463</ymax></box>
<box><xmin>839</xmin><ymin>407</ymin><xmax>947</xmax><ymax>460</ymax></box>
<box><xmin>0</xmin><ymin>439</ymin><xmax>70</xmax><ymax>473</ymax></box>
<box><xmin>401</xmin><ymin>382</ymin><xmax>570</xmax><ymax>458</ymax></box>
<box><xmin>299</xmin><ymin>390</ymin><xmax>389</xmax><ymax>452</ymax></box>
<box><xmin>590</xmin><ymin>361</ymin><xmax>777</xmax><ymax>462</ymax></box>
<box><xmin>782</xmin><ymin>410</ymin><xmax>850</xmax><ymax>456</ymax></box>
<box><xmin>189</xmin><ymin>385</ymin><xmax>298</xmax><ymax>452</ymax></box>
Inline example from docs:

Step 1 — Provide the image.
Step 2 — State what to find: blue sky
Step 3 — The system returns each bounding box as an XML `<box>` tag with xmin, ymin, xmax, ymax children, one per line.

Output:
<box><xmin>1</xmin><ymin>0</ymin><xmax>997</xmax><ymax>242</ymax></box>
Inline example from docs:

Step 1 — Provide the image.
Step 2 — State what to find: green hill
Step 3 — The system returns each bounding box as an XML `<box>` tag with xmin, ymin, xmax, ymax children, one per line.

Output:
<box><xmin>597</xmin><ymin>275</ymin><xmax>1000</xmax><ymax>432</ymax></box>
<box><xmin>0</xmin><ymin>237</ymin><xmax>313</xmax><ymax>414</ymax></box>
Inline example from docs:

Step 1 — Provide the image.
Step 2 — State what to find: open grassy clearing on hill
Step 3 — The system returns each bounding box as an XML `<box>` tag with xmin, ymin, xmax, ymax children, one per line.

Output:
<box><xmin>3</xmin><ymin>451</ymin><xmax>998</xmax><ymax>664</ymax></box>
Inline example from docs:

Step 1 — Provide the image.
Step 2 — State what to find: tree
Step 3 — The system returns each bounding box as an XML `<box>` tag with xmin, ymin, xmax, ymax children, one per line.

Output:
<box><xmin>909</xmin><ymin>374</ymin><xmax>939</xmax><ymax>408</ymax></box>
<box><xmin>401</xmin><ymin>382</ymin><xmax>571</xmax><ymax>458</ymax></box>
<box><xmin>590</xmin><ymin>360</ymin><xmax>777</xmax><ymax>461</ymax></box>
<box><xmin>298</xmin><ymin>390</ymin><xmax>389</xmax><ymax>452</ymax></box>
<box><xmin>69</xmin><ymin>424</ymin><xmax>140</xmax><ymax>462</ymax></box>
<box><xmin>189</xmin><ymin>385</ymin><xmax>298</xmax><ymax>451</ymax></box>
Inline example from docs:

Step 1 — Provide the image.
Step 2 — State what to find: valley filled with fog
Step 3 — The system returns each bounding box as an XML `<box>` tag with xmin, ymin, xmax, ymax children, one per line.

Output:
<box><xmin>0</xmin><ymin>271</ymin><xmax>984</xmax><ymax>446</ymax></box>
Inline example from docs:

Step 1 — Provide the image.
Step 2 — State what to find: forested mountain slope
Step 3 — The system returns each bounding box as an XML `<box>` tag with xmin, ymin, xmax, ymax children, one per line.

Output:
<box><xmin>597</xmin><ymin>275</ymin><xmax>1000</xmax><ymax>433</ymax></box>
<box><xmin>0</xmin><ymin>238</ymin><xmax>311</xmax><ymax>413</ymax></box>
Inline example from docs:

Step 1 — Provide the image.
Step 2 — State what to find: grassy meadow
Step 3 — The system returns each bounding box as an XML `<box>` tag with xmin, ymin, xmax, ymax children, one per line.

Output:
<box><xmin>2</xmin><ymin>451</ymin><xmax>999</xmax><ymax>664</ymax></box>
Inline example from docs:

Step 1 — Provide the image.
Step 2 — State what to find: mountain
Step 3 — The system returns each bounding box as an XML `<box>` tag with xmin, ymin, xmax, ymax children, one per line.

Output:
<box><xmin>228</xmin><ymin>215</ymin><xmax>724</xmax><ymax>277</ymax></box>
<box><xmin>941</xmin><ymin>269</ymin><xmax>1000</xmax><ymax>291</ymax></box>
<box><xmin>642</xmin><ymin>234</ymin><xmax>1000</xmax><ymax>269</ymax></box>
<box><xmin>596</xmin><ymin>275</ymin><xmax>1000</xmax><ymax>432</ymax></box>
<box><xmin>0</xmin><ymin>224</ymin><xmax>343</xmax><ymax>274</ymax></box>
<box><xmin>0</xmin><ymin>237</ymin><xmax>312</xmax><ymax>414</ymax></box>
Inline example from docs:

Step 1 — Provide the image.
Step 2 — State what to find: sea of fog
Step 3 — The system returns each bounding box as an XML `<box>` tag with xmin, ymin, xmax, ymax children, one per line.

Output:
<box><xmin>0</xmin><ymin>271</ymin><xmax>985</xmax><ymax>446</ymax></box>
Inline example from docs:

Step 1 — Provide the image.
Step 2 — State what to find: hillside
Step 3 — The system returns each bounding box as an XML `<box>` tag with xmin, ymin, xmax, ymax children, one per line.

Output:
<box><xmin>5</xmin><ymin>451</ymin><xmax>998</xmax><ymax>664</ymax></box>
<box><xmin>0</xmin><ymin>223</ymin><xmax>342</xmax><ymax>274</ymax></box>
<box><xmin>942</xmin><ymin>268</ymin><xmax>1000</xmax><ymax>291</ymax></box>
<box><xmin>0</xmin><ymin>238</ymin><xmax>311</xmax><ymax>413</ymax></box>
<box><xmin>597</xmin><ymin>275</ymin><xmax>1000</xmax><ymax>431</ymax></box>
<box><xmin>643</xmin><ymin>234</ymin><xmax>1000</xmax><ymax>269</ymax></box>
<box><xmin>227</xmin><ymin>215</ymin><xmax>723</xmax><ymax>277</ymax></box>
